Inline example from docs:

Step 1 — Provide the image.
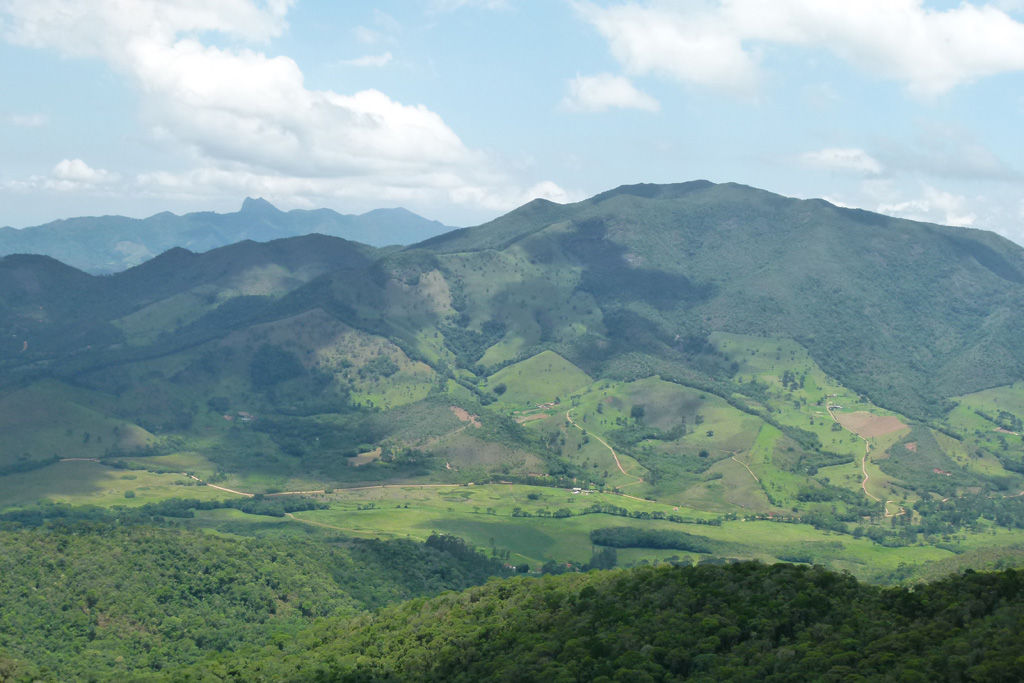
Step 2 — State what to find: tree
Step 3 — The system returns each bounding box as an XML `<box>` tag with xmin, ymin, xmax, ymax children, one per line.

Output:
<box><xmin>588</xmin><ymin>547</ymin><xmax>617</xmax><ymax>570</ymax></box>
<box><xmin>631</xmin><ymin>405</ymin><xmax>646</xmax><ymax>421</ymax></box>
<box><xmin>207</xmin><ymin>396</ymin><xmax>230</xmax><ymax>413</ymax></box>
<box><xmin>250</xmin><ymin>344</ymin><xmax>304</xmax><ymax>390</ymax></box>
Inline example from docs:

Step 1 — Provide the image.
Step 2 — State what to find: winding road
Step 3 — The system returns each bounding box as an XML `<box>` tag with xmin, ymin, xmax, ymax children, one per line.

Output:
<box><xmin>731</xmin><ymin>455</ymin><xmax>760</xmax><ymax>483</ymax></box>
<box><xmin>825</xmin><ymin>404</ymin><xmax>905</xmax><ymax>517</ymax></box>
<box><xmin>565</xmin><ymin>408</ymin><xmax>644</xmax><ymax>490</ymax></box>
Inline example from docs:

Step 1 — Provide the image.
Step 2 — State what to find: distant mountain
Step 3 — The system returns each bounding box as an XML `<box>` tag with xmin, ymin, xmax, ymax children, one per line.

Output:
<box><xmin>0</xmin><ymin>198</ymin><xmax>454</xmax><ymax>273</ymax></box>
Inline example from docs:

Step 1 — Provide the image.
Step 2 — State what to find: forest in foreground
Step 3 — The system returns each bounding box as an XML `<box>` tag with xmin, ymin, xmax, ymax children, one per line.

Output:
<box><xmin>1</xmin><ymin>508</ymin><xmax>1024</xmax><ymax>682</ymax></box>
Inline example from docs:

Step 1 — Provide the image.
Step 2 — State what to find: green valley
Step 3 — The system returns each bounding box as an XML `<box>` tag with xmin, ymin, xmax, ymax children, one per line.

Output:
<box><xmin>5</xmin><ymin>181</ymin><xmax>1024</xmax><ymax>679</ymax></box>
<box><xmin>4</xmin><ymin>181</ymin><xmax>1024</xmax><ymax>580</ymax></box>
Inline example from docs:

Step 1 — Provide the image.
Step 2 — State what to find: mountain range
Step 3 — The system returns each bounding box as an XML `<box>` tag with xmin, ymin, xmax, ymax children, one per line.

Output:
<box><xmin>0</xmin><ymin>197</ymin><xmax>454</xmax><ymax>273</ymax></box>
<box><xmin>3</xmin><ymin>179</ymin><xmax>1024</xmax><ymax>580</ymax></box>
<box><xmin>7</xmin><ymin>182</ymin><xmax>1024</xmax><ymax>682</ymax></box>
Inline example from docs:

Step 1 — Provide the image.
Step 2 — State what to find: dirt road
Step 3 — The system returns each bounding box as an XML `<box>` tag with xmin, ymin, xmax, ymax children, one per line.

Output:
<box><xmin>565</xmin><ymin>408</ymin><xmax>644</xmax><ymax>489</ymax></box>
<box><xmin>826</xmin><ymin>404</ymin><xmax>905</xmax><ymax>517</ymax></box>
<box><xmin>731</xmin><ymin>455</ymin><xmax>760</xmax><ymax>483</ymax></box>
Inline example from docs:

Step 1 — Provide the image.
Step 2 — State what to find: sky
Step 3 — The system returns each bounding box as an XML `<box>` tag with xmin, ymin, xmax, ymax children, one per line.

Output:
<box><xmin>1</xmin><ymin>0</ymin><xmax>1024</xmax><ymax>245</ymax></box>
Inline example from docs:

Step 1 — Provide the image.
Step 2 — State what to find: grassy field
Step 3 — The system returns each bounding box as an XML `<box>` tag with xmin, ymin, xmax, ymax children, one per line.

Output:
<box><xmin>291</xmin><ymin>482</ymin><xmax>720</xmax><ymax>565</ymax></box>
<box><xmin>0</xmin><ymin>380</ymin><xmax>154</xmax><ymax>469</ymax></box>
<box><xmin>945</xmin><ymin>382</ymin><xmax>1024</xmax><ymax>459</ymax></box>
<box><xmin>5</xmin><ymin>458</ymin><xmax>1023</xmax><ymax>584</ymax></box>
<box><xmin>284</xmin><ymin>482</ymin><xmax>1024</xmax><ymax>582</ymax></box>
<box><xmin>488</xmin><ymin>350</ymin><xmax>592</xmax><ymax>408</ymax></box>
<box><xmin>0</xmin><ymin>460</ymin><xmax>234</xmax><ymax>509</ymax></box>
<box><xmin>6</xmin><ymin>328</ymin><xmax>1024</xmax><ymax>584</ymax></box>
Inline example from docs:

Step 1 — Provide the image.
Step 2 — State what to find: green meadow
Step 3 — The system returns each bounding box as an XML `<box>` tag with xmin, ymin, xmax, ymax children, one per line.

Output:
<box><xmin>488</xmin><ymin>350</ymin><xmax>592</xmax><ymax>407</ymax></box>
<box><xmin>5</xmin><ymin>323</ymin><xmax>1024</xmax><ymax>585</ymax></box>
<box><xmin>0</xmin><ymin>460</ymin><xmax>233</xmax><ymax>509</ymax></box>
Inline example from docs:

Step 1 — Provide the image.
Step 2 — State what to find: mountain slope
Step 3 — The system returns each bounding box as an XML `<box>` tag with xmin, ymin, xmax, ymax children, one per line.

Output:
<box><xmin>7</xmin><ymin>180</ymin><xmax>1024</xmax><ymax>420</ymax></box>
<box><xmin>412</xmin><ymin>181</ymin><xmax>1024</xmax><ymax>416</ymax></box>
<box><xmin>0</xmin><ymin>233</ymin><xmax>379</xmax><ymax>363</ymax></box>
<box><xmin>0</xmin><ymin>198</ymin><xmax>452</xmax><ymax>273</ymax></box>
<box><xmin>4</xmin><ymin>180</ymin><xmax>1024</xmax><ymax>532</ymax></box>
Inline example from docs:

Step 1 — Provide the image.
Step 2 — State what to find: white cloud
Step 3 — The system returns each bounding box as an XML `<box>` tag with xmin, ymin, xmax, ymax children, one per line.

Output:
<box><xmin>801</xmin><ymin>148</ymin><xmax>883</xmax><ymax>175</ymax></box>
<box><xmin>2</xmin><ymin>0</ymin><xmax>293</xmax><ymax>57</ymax></box>
<box><xmin>877</xmin><ymin>185</ymin><xmax>978</xmax><ymax>226</ymax></box>
<box><xmin>51</xmin><ymin>159</ymin><xmax>119</xmax><ymax>185</ymax></box>
<box><xmin>574</xmin><ymin>2</ymin><xmax>759</xmax><ymax>95</ymax></box>
<box><xmin>562</xmin><ymin>73</ymin><xmax>659</xmax><ymax>112</ymax></box>
<box><xmin>1</xmin><ymin>0</ymin><xmax>564</xmax><ymax>216</ymax></box>
<box><xmin>574</xmin><ymin>0</ymin><xmax>1024</xmax><ymax>97</ymax></box>
<box><xmin>340</xmin><ymin>52</ymin><xmax>393</xmax><ymax>68</ymax></box>
<box><xmin>2</xmin><ymin>159</ymin><xmax>121</xmax><ymax>193</ymax></box>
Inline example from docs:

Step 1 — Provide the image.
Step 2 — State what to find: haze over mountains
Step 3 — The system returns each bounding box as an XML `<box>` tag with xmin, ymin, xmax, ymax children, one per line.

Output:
<box><xmin>0</xmin><ymin>197</ymin><xmax>454</xmax><ymax>274</ymax></box>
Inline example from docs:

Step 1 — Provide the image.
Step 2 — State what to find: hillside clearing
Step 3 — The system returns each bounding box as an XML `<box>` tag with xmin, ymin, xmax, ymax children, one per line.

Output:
<box><xmin>833</xmin><ymin>411</ymin><xmax>909</xmax><ymax>438</ymax></box>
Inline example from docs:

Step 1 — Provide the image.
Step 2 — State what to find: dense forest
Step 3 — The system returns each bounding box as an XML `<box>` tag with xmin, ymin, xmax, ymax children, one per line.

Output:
<box><xmin>2</xmin><ymin>504</ymin><xmax>1024</xmax><ymax>682</ymax></box>
<box><xmin>146</xmin><ymin>560</ymin><xmax>1024</xmax><ymax>682</ymax></box>
<box><xmin>0</xmin><ymin>509</ymin><xmax>509</xmax><ymax>682</ymax></box>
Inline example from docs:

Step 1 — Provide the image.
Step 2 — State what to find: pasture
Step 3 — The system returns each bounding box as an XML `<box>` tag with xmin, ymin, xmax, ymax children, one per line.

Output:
<box><xmin>488</xmin><ymin>350</ymin><xmax>592</xmax><ymax>408</ymax></box>
<box><xmin>0</xmin><ymin>460</ymin><xmax>233</xmax><ymax>509</ymax></box>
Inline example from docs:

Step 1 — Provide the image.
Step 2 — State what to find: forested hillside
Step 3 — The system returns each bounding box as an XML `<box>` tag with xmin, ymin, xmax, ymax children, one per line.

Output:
<box><xmin>2</xmin><ymin>509</ymin><xmax>1022</xmax><ymax>683</ymax></box>
<box><xmin>417</xmin><ymin>181</ymin><xmax>1024</xmax><ymax>417</ymax></box>
<box><xmin>144</xmin><ymin>561</ymin><xmax>1024</xmax><ymax>682</ymax></box>
<box><xmin>0</xmin><ymin>506</ymin><xmax>508</xmax><ymax>681</ymax></box>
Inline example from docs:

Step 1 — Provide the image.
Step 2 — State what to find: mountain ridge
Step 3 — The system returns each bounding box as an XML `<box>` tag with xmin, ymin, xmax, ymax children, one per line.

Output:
<box><xmin>5</xmin><ymin>180</ymin><xmax>1024</xmax><ymax>417</ymax></box>
<box><xmin>0</xmin><ymin>198</ymin><xmax>454</xmax><ymax>274</ymax></box>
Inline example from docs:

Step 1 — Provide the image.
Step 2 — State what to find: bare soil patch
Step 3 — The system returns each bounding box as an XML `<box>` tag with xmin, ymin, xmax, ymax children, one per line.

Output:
<box><xmin>450</xmin><ymin>406</ymin><xmax>482</xmax><ymax>428</ymax></box>
<box><xmin>905</xmin><ymin>442</ymin><xmax>918</xmax><ymax>452</ymax></box>
<box><xmin>352</xmin><ymin>447</ymin><xmax>382</xmax><ymax>466</ymax></box>
<box><xmin>834</xmin><ymin>411</ymin><xmax>909</xmax><ymax>438</ymax></box>
<box><xmin>515</xmin><ymin>413</ymin><xmax>549</xmax><ymax>424</ymax></box>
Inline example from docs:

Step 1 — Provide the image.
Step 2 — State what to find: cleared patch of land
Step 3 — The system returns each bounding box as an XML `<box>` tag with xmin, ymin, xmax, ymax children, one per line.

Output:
<box><xmin>351</xmin><ymin>447</ymin><xmax>382</xmax><ymax>466</ymax></box>
<box><xmin>834</xmin><ymin>411</ymin><xmax>908</xmax><ymax>438</ymax></box>
<box><xmin>450</xmin><ymin>406</ymin><xmax>482</xmax><ymax>428</ymax></box>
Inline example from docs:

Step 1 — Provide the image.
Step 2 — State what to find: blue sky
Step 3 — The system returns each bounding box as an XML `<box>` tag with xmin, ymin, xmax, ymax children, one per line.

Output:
<box><xmin>2</xmin><ymin>0</ymin><xmax>1024</xmax><ymax>245</ymax></box>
